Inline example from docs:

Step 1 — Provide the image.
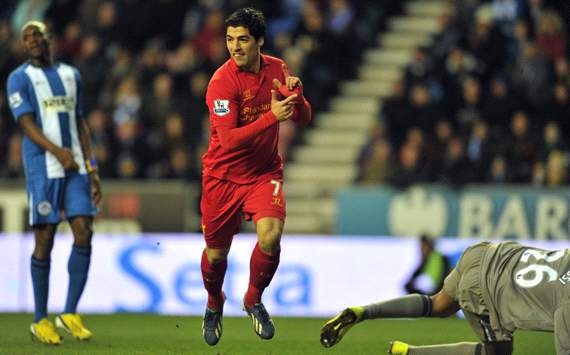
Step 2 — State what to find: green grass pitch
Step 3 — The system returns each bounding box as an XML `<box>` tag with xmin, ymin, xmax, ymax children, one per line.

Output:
<box><xmin>0</xmin><ymin>313</ymin><xmax>554</xmax><ymax>354</ymax></box>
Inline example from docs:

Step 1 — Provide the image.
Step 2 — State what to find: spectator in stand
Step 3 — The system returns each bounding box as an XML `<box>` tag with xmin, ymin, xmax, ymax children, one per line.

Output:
<box><xmin>202</xmin><ymin>37</ymin><xmax>228</xmax><ymax>73</ymax></box>
<box><xmin>547</xmin><ymin>83</ymin><xmax>570</xmax><ymax>134</ymax></box>
<box><xmin>166</xmin><ymin>146</ymin><xmax>194</xmax><ymax>180</ymax></box>
<box><xmin>487</xmin><ymin>155</ymin><xmax>508</xmax><ymax>183</ymax></box>
<box><xmin>407</xmin><ymin>84</ymin><xmax>443</xmax><ymax>137</ymax></box>
<box><xmin>554</xmin><ymin>57</ymin><xmax>570</xmax><ymax>88</ymax></box>
<box><xmin>502</xmin><ymin>111</ymin><xmax>537</xmax><ymax>182</ymax></box>
<box><xmin>466</xmin><ymin>6</ymin><xmax>506</xmax><ymax>81</ymax></box>
<box><xmin>1</xmin><ymin>0</ymin><xmax>570</xmax><ymax>188</ymax></box>
<box><xmin>294</xmin><ymin>1</ymin><xmax>337</xmax><ymax>111</ymax></box>
<box><xmin>56</xmin><ymin>21</ymin><xmax>82</xmax><ymax>63</ymax></box>
<box><xmin>430</xmin><ymin>14</ymin><xmax>462</xmax><ymax>64</ymax></box>
<box><xmin>112</xmin><ymin>75</ymin><xmax>142</xmax><ymax>124</ymax></box>
<box><xmin>390</xmin><ymin>143</ymin><xmax>429</xmax><ymax>189</ymax></box>
<box><xmin>510</xmin><ymin>42</ymin><xmax>553</xmax><ymax>112</ymax></box>
<box><xmin>454</xmin><ymin>76</ymin><xmax>483</xmax><ymax>135</ymax></box>
<box><xmin>0</xmin><ymin>133</ymin><xmax>24</xmax><ymax>178</ymax></box>
<box><xmin>532</xmin><ymin>161</ymin><xmax>546</xmax><ymax>186</ymax></box>
<box><xmin>404</xmin><ymin>47</ymin><xmax>434</xmax><ymax>90</ymax></box>
<box><xmin>544</xmin><ymin>150</ymin><xmax>568</xmax><ymax>187</ymax></box>
<box><xmin>193</xmin><ymin>10</ymin><xmax>225</xmax><ymax>63</ymax></box>
<box><xmin>0</xmin><ymin>0</ymin><xmax>402</xmax><ymax>181</ymax></box>
<box><xmin>455</xmin><ymin>0</ymin><xmax>479</xmax><ymax>34</ymax></box>
<box><xmin>358</xmin><ymin>140</ymin><xmax>394</xmax><ymax>186</ymax></box>
<box><xmin>535</xmin><ymin>10</ymin><xmax>566</xmax><ymax>61</ymax></box>
<box><xmin>505</xmin><ymin>19</ymin><xmax>529</xmax><ymax>65</ymax></box>
<box><xmin>86</xmin><ymin>108</ymin><xmax>115</xmax><ymax>178</ymax></box>
<box><xmin>439</xmin><ymin>137</ymin><xmax>473</xmax><ymax>188</ymax></box>
<box><xmin>326</xmin><ymin>0</ymin><xmax>354</xmax><ymax>37</ymax></box>
<box><xmin>440</xmin><ymin>47</ymin><xmax>481</xmax><ymax>117</ymax></box>
<box><xmin>137</xmin><ymin>39</ymin><xmax>167</xmax><ymax>91</ymax></box>
<box><xmin>492</xmin><ymin>0</ymin><xmax>525</xmax><ymax>38</ymax></box>
<box><xmin>75</xmin><ymin>34</ymin><xmax>107</xmax><ymax>115</ymax></box>
<box><xmin>141</xmin><ymin>72</ymin><xmax>184</xmax><ymax>129</ymax></box>
<box><xmin>405</xmin><ymin>128</ymin><xmax>432</xmax><ymax>180</ymax></box>
<box><xmin>382</xmin><ymin>79</ymin><xmax>410</xmax><ymax>149</ymax></box>
<box><xmin>113</xmin><ymin>118</ymin><xmax>146</xmax><ymax>178</ymax></box>
<box><xmin>426</xmin><ymin>120</ymin><xmax>454</xmax><ymax>180</ymax></box>
<box><xmin>92</xmin><ymin>1</ymin><xmax>122</xmax><ymax>50</ymax></box>
<box><xmin>405</xmin><ymin>127</ymin><xmax>427</xmax><ymax>154</ymax></box>
<box><xmin>146</xmin><ymin>112</ymin><xmax>194</xmax><ymax>180</ymax></box>
<box><xmin>482</xmin><ymin>74</ymin><xmax>519</xmax><ymax>135</ymax></box>
<box><xmin>186</xmin><ymin>70</ymin><xmax>209</xmax><ymax>144</ymax></box>
<box><xmin>527</xmin><ymin>0</ymin><xmax>546</xmax><ymax>31</ymax></box>
<box><xmin>43</xmin><ymin>1</ymin><xmax>80</xmax><ymax>36</ymax></box>
<box><xmin>116</xmin><ymin>153</ymin><xmax>140</xmax><ymax>179</ymax></box>
<box><xmin>326</xmin><ymin>0</ymin><xmax>359</xmax><ymax>78</ymax></box>
<box><xmin>539</xmin><ymin>122</ymin><xmax>567</xmax><ymax>163</ymax></box>
<box><xmin>466</xmin><ymin>119</ymin><xmax>494</xmax><ymax>182</ymax></box>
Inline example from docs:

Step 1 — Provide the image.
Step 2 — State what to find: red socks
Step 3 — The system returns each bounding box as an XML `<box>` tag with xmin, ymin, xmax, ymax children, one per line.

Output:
<box><xmin>202</xmin><ymin>244</ymin><xmax>281</xmax><ymax>309</ymax></box>
<box><xmin>244</xmin><ymin>243</ymin><xmax>280</xmax><ymax>308</ymax></box>
<box><xmin>201</xmin><ymin>249</ymin><xmax>227</xmax><ymax>310</ymax></box>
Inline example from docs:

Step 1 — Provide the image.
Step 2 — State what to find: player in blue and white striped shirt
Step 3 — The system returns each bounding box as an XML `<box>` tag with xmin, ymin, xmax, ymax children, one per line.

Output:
<box><xmin>7</xmin><ymin>21</ymin><xmax>102</xmax><ymax>345</ymax></box>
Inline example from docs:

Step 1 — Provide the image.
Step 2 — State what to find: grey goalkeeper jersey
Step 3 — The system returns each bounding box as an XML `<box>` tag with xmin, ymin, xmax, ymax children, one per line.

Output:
<box><xmin>479</xmin><ymin>241</ymin><xmax>570</xmax><ymax>334</ymax></box>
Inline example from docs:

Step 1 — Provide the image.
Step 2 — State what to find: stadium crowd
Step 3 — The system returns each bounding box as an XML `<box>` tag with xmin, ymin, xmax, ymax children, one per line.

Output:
<box><xmin>0</xmin><ymin>0</ymin><xmax>401</xmax><ymax>180</ymax></box>
<box><xmin>357</xmin><ymin>0</ymin><xmax>570</xmax><ymax>188</ymax></box>
<box><xmin>2</xmin><ymin>0</ymin><xmax>569</xmax><ymax>190</ymax></box>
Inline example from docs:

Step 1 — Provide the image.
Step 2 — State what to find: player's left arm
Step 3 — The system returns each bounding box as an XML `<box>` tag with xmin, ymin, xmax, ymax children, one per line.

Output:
<box><xmin>482</xmin><ymin>341</ymin><xmax>514</xmax><ymax>355</ymax></box>
<box><xmin>74</xmin><ymin>69</ymin><xmax>102</xmax><ymax>207</ymax></box>
<box><xmin>280</xmin><ymin>64</ymin><xmax>311</xmax><ymax>127</ymax></box>
<box><xmin>77</xmin><ymin>116</ymin><xmax>102</xmax><ymax>207</ymax></box>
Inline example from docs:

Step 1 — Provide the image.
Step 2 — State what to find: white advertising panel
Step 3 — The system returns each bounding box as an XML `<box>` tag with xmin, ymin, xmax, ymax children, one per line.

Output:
<box><xmin>0</xmin><ymin>234</ymin><xmax>568</xmax><ymax>317</ymax></box>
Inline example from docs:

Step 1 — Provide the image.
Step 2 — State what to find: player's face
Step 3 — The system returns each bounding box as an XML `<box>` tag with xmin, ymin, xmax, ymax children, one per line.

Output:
<box><xmin>226</xmin><ymin>26</ymin><xmax>264</xmax><ymax>72</ymax></box>
<box><xmin>22</xmin><ymin>25</ymin><xmax>50</xmax><ymax>60</ymax></box>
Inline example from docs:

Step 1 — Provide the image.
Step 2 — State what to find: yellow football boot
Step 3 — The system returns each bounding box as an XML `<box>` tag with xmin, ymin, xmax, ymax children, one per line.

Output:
<box><xmin>320</xmin><ymin>307</ymin><xmax>364</xmax><ymax>348</ymax></box>
<box><xmin>55</xmin><ymin>314</ymin><xmax>92</xmax><ymax>340</ymax></box>
<box><xmin>388</xmin><ymin>341</ymin><xmax>410</xmax><ymax>355</ymax></box>
<box><xmin>30</xmin><ymin>318</ymin><xmax>63</xmax><ymax>345</ymax></box>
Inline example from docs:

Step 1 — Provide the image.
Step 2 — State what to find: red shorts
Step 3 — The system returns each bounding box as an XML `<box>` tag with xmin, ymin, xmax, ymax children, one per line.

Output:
<box><xmin>200</xmin><ymin>174</ymin><xmax>286</xmax><ymax>249</ymax></box>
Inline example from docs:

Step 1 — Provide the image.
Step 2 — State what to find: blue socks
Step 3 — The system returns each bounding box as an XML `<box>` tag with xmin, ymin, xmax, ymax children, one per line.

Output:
<box><xmin>31</xmin><ymin>257</ymin><xmax>50</xmax><ymax>323</ymax></box>
<box><xmin>31</xmin><ymin>245</ymin><xmax>91</xmax><ymax>322</ymax></box>
<box><xmin>64</xmin><ymin>245</ymin><xmax>91</xmax><ymax>314</ymax></box>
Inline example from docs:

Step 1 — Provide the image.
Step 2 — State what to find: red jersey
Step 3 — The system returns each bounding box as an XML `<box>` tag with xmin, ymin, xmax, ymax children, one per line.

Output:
<box><xmin>202</xmin><ymin>54</ymin><xmax>311</xmax><ymax>184</ymax></box>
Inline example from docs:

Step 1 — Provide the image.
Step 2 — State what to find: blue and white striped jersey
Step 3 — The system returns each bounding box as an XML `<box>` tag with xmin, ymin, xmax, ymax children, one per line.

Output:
<box><xmin>7</xmin><ymin>61</ymin><xmax>87</xmax><ymax>178</ymax></box>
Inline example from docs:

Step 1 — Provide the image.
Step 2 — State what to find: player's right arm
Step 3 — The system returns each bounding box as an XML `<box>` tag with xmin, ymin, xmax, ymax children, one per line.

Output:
<box><xmin>18</xmin><ymin>114</ymin><xmax>78</xmax><ymax>171</ymax></box>
<box><xmin>206</xmin><ymin>77</ymin><xmax>296</xmax><ymax>151</ymax></box>
<box><xmin>554</xmin><ymin>302</ymin><xmax>570</xmax><ymax>355</ymax></box>
<box><xmin>7</xmin><ymin>71</ymin><xmax>78</xmax><ymax>171</ymax></box>
<box><xmin>430</xmin><ymin>289</ymin><xmax>460</xmax><ymax>317</ymax></box>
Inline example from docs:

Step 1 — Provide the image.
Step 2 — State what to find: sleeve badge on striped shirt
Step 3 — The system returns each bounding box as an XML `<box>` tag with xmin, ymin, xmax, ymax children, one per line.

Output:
<box><xmin>9</xmin><ymin>92</ymin><xmax>23</xmax><ymax>108</ymax></box>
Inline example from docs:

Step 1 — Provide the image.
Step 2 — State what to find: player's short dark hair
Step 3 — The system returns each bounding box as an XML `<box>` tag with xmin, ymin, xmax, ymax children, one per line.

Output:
<box><xmin>225</xmin><ymin>7</ymin><xmax>266</xmax><ymax>40</ymax></box>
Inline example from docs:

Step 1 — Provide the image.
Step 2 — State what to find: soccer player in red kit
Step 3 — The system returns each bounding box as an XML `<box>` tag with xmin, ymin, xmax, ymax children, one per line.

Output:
<box><xmin>200</xmin><ymin>7</ymin><xmax>312</xmax><ymax>346</ymax></box>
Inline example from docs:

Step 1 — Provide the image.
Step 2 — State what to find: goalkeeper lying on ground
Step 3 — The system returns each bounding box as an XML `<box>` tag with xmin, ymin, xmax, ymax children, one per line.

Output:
<box><xmin>320</xmin><ymin>241</ymin><xmax>570</xmax><ymax>355</ymax></box>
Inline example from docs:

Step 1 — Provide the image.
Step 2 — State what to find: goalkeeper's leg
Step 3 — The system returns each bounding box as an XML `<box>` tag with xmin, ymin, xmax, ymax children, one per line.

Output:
<box><xmin>320</xmin><ymin>294</ymin><xmax>435</xmax><ymax>347</ymax></box>
<box><xmin>320</xmin><ymin>307</ymin><xmax>364</xmax><ymax>347</ymax></box>
<box><xmin>388</xmin><ymin>341</ymin><xmax>485</xmax><ymax>355</ymax></box>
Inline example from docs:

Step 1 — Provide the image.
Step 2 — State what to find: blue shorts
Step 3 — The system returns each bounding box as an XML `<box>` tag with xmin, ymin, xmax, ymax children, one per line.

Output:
<box><xmin>26</xmin><ymin>172</ymin><xmax>97</xmax><ymax>226</ymax></box>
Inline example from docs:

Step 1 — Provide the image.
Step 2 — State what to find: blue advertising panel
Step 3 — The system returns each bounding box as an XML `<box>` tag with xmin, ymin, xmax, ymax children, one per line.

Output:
<box><xmin>337</xmin><ymin>185</ymin><xmax>570</xmax><ymax>239</ymax></box>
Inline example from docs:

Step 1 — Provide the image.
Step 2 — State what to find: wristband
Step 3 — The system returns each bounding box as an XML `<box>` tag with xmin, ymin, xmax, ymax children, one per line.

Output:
<box><xmin>85</xmin><ymin>158</ymin><xmax>98</xmax><ymax>174</ymax></box>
